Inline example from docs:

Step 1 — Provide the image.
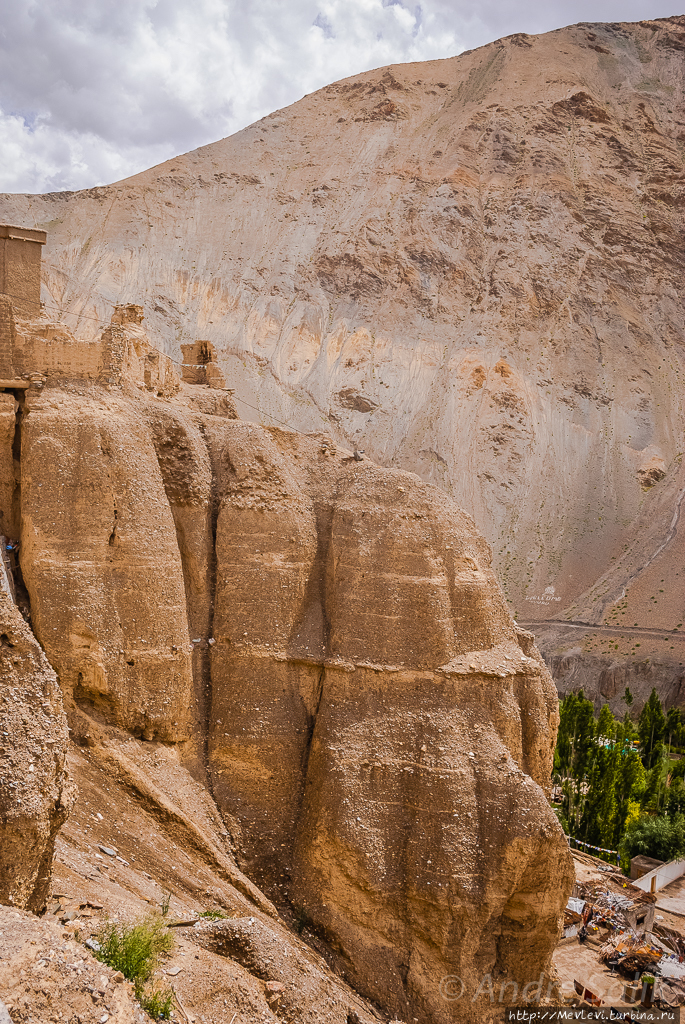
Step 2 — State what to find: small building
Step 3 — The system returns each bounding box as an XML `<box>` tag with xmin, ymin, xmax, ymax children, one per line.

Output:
<box><xmin>180</xmin><ymin>340</ymin><xmax>227</xmax><ymax>389</ymax></box>
<box><xmin>630</xmin><ymin>855</ymin><xmax>665</xmax><ymax>881</ymax></box>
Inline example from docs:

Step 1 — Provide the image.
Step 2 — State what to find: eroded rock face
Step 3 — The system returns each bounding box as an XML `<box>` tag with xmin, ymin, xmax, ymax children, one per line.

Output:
<box><xmin>2</xmin><ymin>358</ymin><xmax>572</xmax><ymax>1020</ymax></box>
<box><xmin>0</xmin><ymin>595</ymin><xmax>74</xmax><ymax>911</ymax></box>
<box><xmin>20</xmin><ymin>388</ymin><xmax>195</xmax><ymax>742</ymax></box>
<box><xmin>202</xmin><ymin>429</ymin><xmax>572</xmax><ymax>1021</ymax></box>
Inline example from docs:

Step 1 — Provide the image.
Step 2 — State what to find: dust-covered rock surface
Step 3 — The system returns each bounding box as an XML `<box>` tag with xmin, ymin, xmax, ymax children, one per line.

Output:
<box><xmin>0</xmin><ymin>346</ymin><xmax>573</xmax><ymax>1021</ymax></box>
<box><xmin>0</xmin><ymin>905</ymin><xmax>140</xmax><ymax>1023</ymax></box>
<box><xmin>0</xmin><ymin>595</ymin><xmax>74</xmax><ymax>912</ymax></box>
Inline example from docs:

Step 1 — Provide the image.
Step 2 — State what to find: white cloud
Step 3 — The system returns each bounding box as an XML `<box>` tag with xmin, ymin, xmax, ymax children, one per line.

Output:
<box><xmin>0</xmin><ymin>0</ymin><xmax>672</xmax><ymax>194</ymax></box>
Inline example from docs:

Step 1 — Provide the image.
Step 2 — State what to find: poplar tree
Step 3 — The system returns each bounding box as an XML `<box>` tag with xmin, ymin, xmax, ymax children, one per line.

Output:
<box><xmin>638</xmin><ymin>688</ymin><xmax>666</xmax><ymax>770</ymax></box>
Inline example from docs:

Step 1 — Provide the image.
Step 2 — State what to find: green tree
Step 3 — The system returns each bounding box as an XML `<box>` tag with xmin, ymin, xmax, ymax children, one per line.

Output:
<box><xmin>640</xmin><ymin>763</ymin><xmax>666</xmax><ymax>814</ymax></box>
<box><xmin>666</xmin><ymin>707</ymin><xmax>683</xmax><ymax>753</ymax></box>
<box><xmin>667</xmin><ymin>778</ymin><xmax>685</xmax><ymax>816</ymax></box>
<box><xmin>616</xmin><ymin>749</ymin><xmax>646</xmax><ymax>826</ymax></box>
<box><xmin>623</xmin><ymin>686</ymin><xmax>634</xmax><ymax>708</ymax></box>
<box><xmin>556</xmin><ymin>691</ymin><xmax>596</xmax><ymax>833</ymax></box>
<box><xmin>620</xmin><ymin>813</ymin><xmax>685</xmax><ymax>866</ymax></box>
<box><xmin>621</xmin><ymin>712</ymin><xmax>637</xmax><ymax>749</ymax></box>
<box><xmin>596</xmin><ymin>704</ymin><xmax>616</xmax><ymax>745</ymax></box>
<box><xmin>581</xmin><ymin>744</ymin><xmax>620</xmax><ymax>848</ymax></box>
<box><xmin>638</xmin><ymin>688</ymin><xmax>666</xmax><ymax>770</ymax></box>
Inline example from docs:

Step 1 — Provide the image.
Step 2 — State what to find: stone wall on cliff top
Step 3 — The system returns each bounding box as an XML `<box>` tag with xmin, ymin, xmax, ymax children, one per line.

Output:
<box><xmin>0</xmin><ymin>304</ymin><xmax>573</xmax><ymax>1021</ymax></box>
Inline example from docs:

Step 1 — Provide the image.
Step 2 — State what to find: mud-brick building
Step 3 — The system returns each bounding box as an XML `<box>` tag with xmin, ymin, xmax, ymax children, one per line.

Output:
<box><xmin>0</xmin><ymin>225</ymin><xmax>46</xmax><ymax>380</ymax></box>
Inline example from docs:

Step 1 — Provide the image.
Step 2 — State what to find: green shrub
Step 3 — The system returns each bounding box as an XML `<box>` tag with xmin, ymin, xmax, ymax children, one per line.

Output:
<box><xmin>140</xmin><ymin>986</ymin><xmax>174</xmax><ymax>1020</ymax></box>
<box><xmin>620</xmin><ymin>812</ymin><xmax>685</xmax><ymax>868</ymax></box>
<box><xmin>198</xmin><ymin>909</ymin><xmax>226</xmax><ymax>920</ymax></box>
<box><xmin>92</xmin><ymin>913</ymin><xmax>174</xmax><ymax>1014</ymax></box>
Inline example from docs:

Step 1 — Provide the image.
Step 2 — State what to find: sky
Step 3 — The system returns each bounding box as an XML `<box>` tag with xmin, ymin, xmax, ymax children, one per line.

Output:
<box><xmin>0</xmin><ymin>0</ymin><xmax>673</xmax><ymax>195</ymax></box>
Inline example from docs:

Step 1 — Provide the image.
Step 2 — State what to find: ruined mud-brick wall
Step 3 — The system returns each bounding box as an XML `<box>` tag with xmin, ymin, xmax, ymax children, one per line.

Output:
<box><xmin>12</xmin><ymin>319</ymin><xmax>104</xmax><ymax>381</ymax></box>
<box><xmin>0</xmin><ymin>225</ymin><xmax>45</xmax><ymax>320</ymax></box>
<box><xmin>0</xmin><ymin>293</ymin><xmax>179</xmax><ymax>392</ymax></box>
<box><xmin>0</xmin><ymin>295</ymin><xmax>16</xmax><ymax>379</ymax></box>
<box><xmin>180</xmin><ymin>340</ymin><xmax>227</xmax><ymax>388</ymax></box>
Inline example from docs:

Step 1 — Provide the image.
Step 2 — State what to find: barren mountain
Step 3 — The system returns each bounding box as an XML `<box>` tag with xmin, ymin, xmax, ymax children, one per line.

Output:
<box><xmin>2</xmin><ymin>16</ymin><xmax>684</xmax><ymax>708</ymax></box>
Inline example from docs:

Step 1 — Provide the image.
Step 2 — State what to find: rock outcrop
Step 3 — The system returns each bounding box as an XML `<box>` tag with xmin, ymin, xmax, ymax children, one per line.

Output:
<box><xmin>0</xmin><ymin>594</ymin><xmax>74</xmax><ymax>911</ymax></box>
<box><xmin>0</xmin><ymin>301</ymin><xmax>573</xmax><ymax>1021</ymax></box>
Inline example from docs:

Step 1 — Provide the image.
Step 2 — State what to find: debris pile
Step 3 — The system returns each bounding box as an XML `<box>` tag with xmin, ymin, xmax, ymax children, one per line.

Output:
<box><xmin>571</xmin><ymin>875</ymin><xmax>656</xmax><ymax>937</ymax></box>
<box><xmin>654</xmin><ymin>924</ymin><xmax>685</xmax><ymax>958</ymax></box>
<box><xmin>598</xmin><ymin>934</ymin><xmax>662</xmax><ymax>977</ymax></box>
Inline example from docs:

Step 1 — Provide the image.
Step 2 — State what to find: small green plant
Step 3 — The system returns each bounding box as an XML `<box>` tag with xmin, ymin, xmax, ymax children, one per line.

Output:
<box><xmin>140</xmin><ymin>986</ymin><xmax>174</xmax><ymax>1020</ymax></box>
<box><xmin>92</xmin><ymin>913</ymin><xmax>174</xmax><ymax>1011</ymax></box>
<box><xmin>160</xmin><ymin>892</ymin><xmax>171</xmax><ymax>917</ymax></box>
<box><xmin>198</xmin><ymin>909</ymin><xmax>226</xmax><ymax>920</ymax></box>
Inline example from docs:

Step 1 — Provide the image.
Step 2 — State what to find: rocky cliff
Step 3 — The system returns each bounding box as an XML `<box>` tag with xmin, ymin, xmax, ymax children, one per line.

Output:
<box><xmin>0</xmin><ymin>306</ymin><xmax>572</xmax><ymax>1022</ymax></box>
<box><xmin>0</xmin><ymin>593</ymin><xmax>74</xmax><ymax>911</ymax></box>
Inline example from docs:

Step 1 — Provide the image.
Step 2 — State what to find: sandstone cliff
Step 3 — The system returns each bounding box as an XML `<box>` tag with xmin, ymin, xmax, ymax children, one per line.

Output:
<box><xmin>0</xmin><ymin>305</ymin><xmax>572</xmax><ymax>1021</ymax></box>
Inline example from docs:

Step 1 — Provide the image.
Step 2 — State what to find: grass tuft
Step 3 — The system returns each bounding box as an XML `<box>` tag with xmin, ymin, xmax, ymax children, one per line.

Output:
<box><xmin>140</xmin><ymin>986</ymin><xmax>175</xmax><ymax>1019</ymax></box>
<box><xmin>198</xmin><ymin>909</ymin><xmax>226</xmax><ymax>920</ymax></box>
<box><xmin>91</xmin><ymin>913</ymin><xmax>174</xmax><ymax>1017</ymax></box>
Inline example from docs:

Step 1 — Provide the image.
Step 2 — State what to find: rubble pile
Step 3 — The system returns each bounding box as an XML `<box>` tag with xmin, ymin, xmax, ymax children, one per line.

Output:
<box><xmin>654</xmin><ymin>924</ymin><xmax>685</xmax><ymax>957</ymax></box>
<box><xmin>598</xmin><ymin>934</ymin><xmax>662</xmax><ymax>977</ymax></box>
<box><xmin>572</xmin><ymin>876</ymin><xmax>656</xmax><ymax>938</ymax></box>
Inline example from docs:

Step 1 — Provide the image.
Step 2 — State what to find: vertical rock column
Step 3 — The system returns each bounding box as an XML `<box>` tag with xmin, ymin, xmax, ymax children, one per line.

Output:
<box><xmin>208</xmin><ymin>425</ymin><xmax>321</xmax><ymax>890</ymax></box>
<box><xmin>19</xmin><ymin>390</ymin><xmax>194</xmax><ymax>740</ymax></box>
<box><xmin>149</xmin><ymin>406</ymin><xmax>215</xmax><ymax>777</ymax></box>
<box><xmin>290</xmin><ymin>470</ymin><xmax>573</xmax><ymax>1024</ymax></box>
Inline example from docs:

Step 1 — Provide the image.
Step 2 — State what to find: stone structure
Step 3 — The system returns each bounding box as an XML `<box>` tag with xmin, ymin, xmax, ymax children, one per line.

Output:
<box><xmin>0</xmin><ymin>225</ymin><xmax>45</xmax><ymax>319</ymax></box>
<box><xmin>181</xmin><ymin>340</ymin><xmax>227</xmax><ymax>388</ymax></box>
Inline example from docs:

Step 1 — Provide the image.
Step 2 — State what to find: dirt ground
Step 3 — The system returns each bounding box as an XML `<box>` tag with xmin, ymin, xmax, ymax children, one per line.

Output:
<box><xmin>0</xmin><ymin>740</ymin><xmax>386</xmax><ymax>1024</ymax></box>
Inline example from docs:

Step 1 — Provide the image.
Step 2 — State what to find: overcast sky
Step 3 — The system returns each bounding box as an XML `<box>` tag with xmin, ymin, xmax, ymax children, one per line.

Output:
<box><xmin>0</xmin><ymin>0</ymin><xmax>673</xmax><ymax>194</ymax></box>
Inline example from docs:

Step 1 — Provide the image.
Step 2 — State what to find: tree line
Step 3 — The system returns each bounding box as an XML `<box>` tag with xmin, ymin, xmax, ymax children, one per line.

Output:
<box><xmin>553</xmin><ymin>687</ymin><xmax>685</xmax><ymax>867</ymax></box>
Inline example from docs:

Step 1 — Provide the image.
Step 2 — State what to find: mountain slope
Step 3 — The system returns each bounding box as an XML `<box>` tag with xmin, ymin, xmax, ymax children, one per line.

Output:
<box><xmin>1</xmin><ymin>17</ymin><xmax>684</xmax><ymax>673</ymax></box>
